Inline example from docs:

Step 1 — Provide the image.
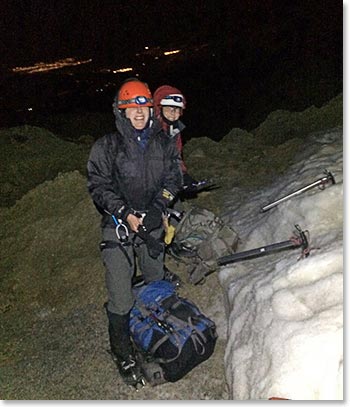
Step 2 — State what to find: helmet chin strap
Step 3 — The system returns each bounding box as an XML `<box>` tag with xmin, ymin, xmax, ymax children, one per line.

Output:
<box><xmin>145</xmin><ymin>108</ymin><xmax>154</xmax><ymax>129</ymax></box>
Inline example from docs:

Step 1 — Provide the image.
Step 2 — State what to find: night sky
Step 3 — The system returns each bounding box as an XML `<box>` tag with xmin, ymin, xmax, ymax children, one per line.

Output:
<box><xmin>1</xmin><ymin>1</ymin><xmax>343</xmax><ymax>138</ymax></box>
<box><xmin>1</xmin><ymin>1</ymin><xmax>342</xmax><ymax>68</ymax></box>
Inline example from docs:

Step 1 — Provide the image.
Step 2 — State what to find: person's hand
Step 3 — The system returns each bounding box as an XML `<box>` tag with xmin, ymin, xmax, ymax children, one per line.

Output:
<box><xmin>126</xmin><ymin>213</ymin><xmax>143</xmax><ymax>233</ymax></box>
<box><xmin>143</xmin><ymin>206</ymin><xmax>163</xmax><ymax>231</ymax></box>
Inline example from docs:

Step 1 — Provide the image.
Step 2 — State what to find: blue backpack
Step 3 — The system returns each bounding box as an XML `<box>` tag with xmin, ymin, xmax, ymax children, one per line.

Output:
<box><xmin>130</xmin><ymin>280</ymin><xmax>217</xmax><ymax>383</ymax></box>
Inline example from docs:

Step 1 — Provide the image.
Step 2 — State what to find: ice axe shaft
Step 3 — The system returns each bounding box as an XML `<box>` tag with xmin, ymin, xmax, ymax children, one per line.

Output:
<box><xmin>217</xmin><ymin>225</ymin><xmax>309</xmax><ymax>266</ymax></box>
<box><xmin>182</xmin><ymin>179</ymin><xmax>219</xmax><ymax>194</ymax></box>
<box><xmin>260</xmin><ymin>169</ymin><xmax>335</xmax><ymax>213</ymax></box>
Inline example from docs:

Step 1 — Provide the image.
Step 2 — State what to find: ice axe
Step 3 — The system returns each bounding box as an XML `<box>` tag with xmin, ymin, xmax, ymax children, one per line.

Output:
<box><xmin>182</xmin><ymin>179</ymin><xmax>220</xmax><ymax>195</ymax></box>
<box><xmin>217</xmin><ymin>224</ymin><xmax>309</xmax><ymax>267</ymax></box>
<box><xmin>260</xmin><ymin>169</ymin><xmax>335</xmax><ymax>213</ymax></box>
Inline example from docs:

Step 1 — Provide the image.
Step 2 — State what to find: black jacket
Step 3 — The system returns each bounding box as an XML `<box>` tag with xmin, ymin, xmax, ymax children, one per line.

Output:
<box><xmin>87</xmin><ymin>112</ymin><xmax>183</xmax><ymax>228</ymax></box>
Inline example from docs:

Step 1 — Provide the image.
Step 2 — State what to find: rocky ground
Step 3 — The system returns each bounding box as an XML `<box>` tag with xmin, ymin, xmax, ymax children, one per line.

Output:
<box><xmin>0</xmin><ymin>94</ymin><xmax>341</xmax><ymax>400</ymax></box>
<box><xmin>1</xmin><ymin>257</ymin><xmax>229</xmax><ymax>400</ymax></box>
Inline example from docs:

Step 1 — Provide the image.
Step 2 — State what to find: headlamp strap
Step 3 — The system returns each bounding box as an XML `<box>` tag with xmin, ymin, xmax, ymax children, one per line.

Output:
<box><xmin>118</xmin><ymin>96</ymin><xmax>153</xmax><ymax>106</ymax></box>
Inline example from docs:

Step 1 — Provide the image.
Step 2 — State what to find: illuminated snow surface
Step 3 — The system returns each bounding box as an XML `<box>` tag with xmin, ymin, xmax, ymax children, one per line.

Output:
<box><xmin>218</xmin><ymin>128</ymin><xmax>343</xmax><ymax>400</ymax></box>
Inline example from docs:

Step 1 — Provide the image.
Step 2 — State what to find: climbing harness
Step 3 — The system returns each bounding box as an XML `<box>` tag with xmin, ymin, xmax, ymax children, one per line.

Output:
<box><xmin>99</xmin><ymin>213</ymin><xmax>135</xmax><ymax>266</ymax></box>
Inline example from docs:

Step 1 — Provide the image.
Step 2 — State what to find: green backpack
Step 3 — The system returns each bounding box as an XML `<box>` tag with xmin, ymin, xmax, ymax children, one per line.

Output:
<box><xmin>169</xmin><ymin>206</ymin><xmax>239</xmax><ymax>284</ymax></box>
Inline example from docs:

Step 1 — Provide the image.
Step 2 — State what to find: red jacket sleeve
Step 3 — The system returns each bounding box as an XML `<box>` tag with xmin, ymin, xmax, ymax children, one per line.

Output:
<box><xmin>176</xmin><ymin>134</ymin><xmax>187</xmax><ymax>173</ymax></box>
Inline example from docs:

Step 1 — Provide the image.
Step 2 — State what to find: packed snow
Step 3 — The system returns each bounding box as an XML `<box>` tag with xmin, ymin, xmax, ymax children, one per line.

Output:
<box><xmin>217</xmin><ymin>128</ymin><xmax>343</xmax><ymax>400</ymax></box>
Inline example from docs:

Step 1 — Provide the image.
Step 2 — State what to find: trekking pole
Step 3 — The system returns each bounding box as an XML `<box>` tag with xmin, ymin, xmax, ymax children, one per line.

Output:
<box><xmin>217</xmin><ymin>224</ymin><xmax>309</xmax><ymax>266</ymax></box>
<box><xmin>260</xmin><ymin>169</ymin><xmax>335</xmax><ymax>213</ymax></box>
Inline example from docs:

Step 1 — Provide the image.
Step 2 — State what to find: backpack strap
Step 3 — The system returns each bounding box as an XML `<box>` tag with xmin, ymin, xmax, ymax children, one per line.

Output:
<box><xmin>187</xmin><ymin>317</ymin><xmax>207</xmax><ymax>355</ymax></box>
<box><xmin>133</xmin><ymin>295</ymin><xmax>185</xmax><ymax>364</ymax></box>
<box><xmin>149</xmin><ymin>334</ymin><xmax>182</xmax><ymax>363</ymax></box>
<box><xmin>133</xmin><ymin>287</ymin><xmax>212</xmax><ymax>364</ymax></box>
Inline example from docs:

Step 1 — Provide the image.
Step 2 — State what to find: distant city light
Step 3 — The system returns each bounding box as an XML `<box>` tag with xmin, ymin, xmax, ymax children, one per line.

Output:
<box><xmin>163</xmin><ymin>50</ymin><xmax>181</xmax><ymax>56</ymax></box>
<box><xmin>112</xmin><ymin>68</ymin><xmax>133</xmax><ymax>73</ymax></box>
<box><xmin>12</xmin><ymin>58</ymin><xmax>92</xmax><ymax>74</ymax></box>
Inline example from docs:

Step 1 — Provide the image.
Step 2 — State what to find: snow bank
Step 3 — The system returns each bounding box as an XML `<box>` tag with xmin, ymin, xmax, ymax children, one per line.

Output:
<box><xmin>219</xmin><ymin>128</ymin><xmax>343</xmax><ymax>400</ymax></box>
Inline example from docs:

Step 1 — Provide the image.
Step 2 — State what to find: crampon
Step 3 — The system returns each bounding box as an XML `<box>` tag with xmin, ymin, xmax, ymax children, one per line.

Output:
<box><xmin>110</xmin><ymin>352</ymin><xmax>146</xmax><ymax>390</ymax></box>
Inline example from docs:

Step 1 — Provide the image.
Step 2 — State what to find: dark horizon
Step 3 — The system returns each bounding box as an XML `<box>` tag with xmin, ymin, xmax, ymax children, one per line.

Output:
<box><xmin>1</xmin><ymin>1</ymin><xmax>342</xmax><ymax>68</ymax></box>
<box><xmin>0</xmin><ymin>1</ymin><xmax>343</xmax><ymax>141</ymax></box>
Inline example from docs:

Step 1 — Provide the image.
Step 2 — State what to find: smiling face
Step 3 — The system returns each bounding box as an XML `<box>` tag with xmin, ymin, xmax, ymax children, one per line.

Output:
<box><xmin>162</xmin><ymin>106</ymin><xmax>182</xmax><ymax>122</ymax></box>
<box><xmin>125</xmin><ymin>106</ymin><xmax>150</xmax><ymax>129</ymax></box>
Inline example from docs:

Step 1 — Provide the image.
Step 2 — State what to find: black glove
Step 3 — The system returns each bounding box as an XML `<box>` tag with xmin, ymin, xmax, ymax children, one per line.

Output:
<box><xmin>143</xmin><ymin>206</ymin><xmax>163</xmax><ymax>232</ymax></box>
<box><xmin>183</xmin><ymin>173</ymin><xmax>197</xmax><ymax>189</ymax></box>
<box><xmin>137</xmin><ymin>225</ymin><xmax>164</xmax><ymax>258</ymax></box>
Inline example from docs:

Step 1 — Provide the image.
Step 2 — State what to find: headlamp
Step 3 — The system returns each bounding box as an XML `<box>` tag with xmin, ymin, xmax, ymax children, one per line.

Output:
<box><xmin>118</xmin><ymin>95</ymin><xmax>153</xmax><ymax>107</ymax></box>
<box><xmin>160</xmin><ymin>93</ymin><xmax>184</xmax><ymax>108</ymax></box>
<box><xmin>163</xmin><ymin>95</ymin><xmax>183</xmax><ymax>103</ymax></box>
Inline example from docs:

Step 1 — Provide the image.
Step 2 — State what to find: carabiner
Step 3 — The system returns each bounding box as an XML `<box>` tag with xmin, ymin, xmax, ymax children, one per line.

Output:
<box><xmin>110</xmin><ymin>214</ymin><xmax>129</xmax><ymax>242</ymax></box>
<box><xmin>116</xmin><ymin>223</ymin><xmax>129</xmax><ymax>242</ymax></box>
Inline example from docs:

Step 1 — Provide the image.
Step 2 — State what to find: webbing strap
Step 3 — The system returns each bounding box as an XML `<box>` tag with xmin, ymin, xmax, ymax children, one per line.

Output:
<box><xmin>165</xmin><ymin>314</ymin><xmax>207</xmax><ymax>356</ymax></box>
<box><xmin>134</xmin><ymin>297</ymin><xmax>183</xmax><ymax>363</ymax></box>
<box><xmin>149</xmin><ymin>330</ymin><xmax>183</xmax><ymax>364</ymax></box>
<box><xmin>134</xmin><ymin>297</ymin><xmax>209</xmax><ymax>363</ymax></box>
<box><xmin>100</xmin><ymin>240</ymin><xmax>133</xmax><ymax>267</ymax></box>
<box><xmin>188</xmin><ymin>317</ymin><xmax>207</xmax><ymax>355</ymax></box>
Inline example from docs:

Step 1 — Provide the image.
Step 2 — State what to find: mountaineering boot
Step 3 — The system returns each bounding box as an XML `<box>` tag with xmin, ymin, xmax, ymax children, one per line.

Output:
<box><xmin>163</xmin><ymin>265</ymin><xmax>182</xmax><ymax>287</ymax></box>
<box><xmin>112</xmin><ymin>353</ymin><xmax>144</xmax><ymax>388</ymax></box>
<box><xmin>105</xmin><ymin>306</ymin><xmax>144</xmax><ymax>388</ymax></box>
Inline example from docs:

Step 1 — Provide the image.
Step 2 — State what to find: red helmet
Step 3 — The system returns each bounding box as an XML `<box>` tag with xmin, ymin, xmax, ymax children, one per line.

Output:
<box><xmin>153</xmin><ymin>85</ymin><xmax>186</xmax><ymax>117</ymax></box>
<box><xmin>117</xmin><ymin>79</ymin><xmax>153</xmax><ymax>109</ymax></box>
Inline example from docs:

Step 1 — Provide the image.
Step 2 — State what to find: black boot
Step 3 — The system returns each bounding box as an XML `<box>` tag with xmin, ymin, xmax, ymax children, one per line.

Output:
<box><xmin>105</xmin><ymin>305</ymin><xmax>144</xmax><ymax>387</ymax></box>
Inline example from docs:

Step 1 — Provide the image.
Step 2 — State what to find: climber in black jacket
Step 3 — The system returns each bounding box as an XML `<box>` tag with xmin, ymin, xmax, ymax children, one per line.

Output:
<box><xmin>87</xmin><ymin>78</ymin><xmax>183</xmax><ymax>386</ymax></box>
